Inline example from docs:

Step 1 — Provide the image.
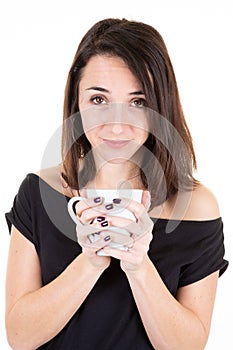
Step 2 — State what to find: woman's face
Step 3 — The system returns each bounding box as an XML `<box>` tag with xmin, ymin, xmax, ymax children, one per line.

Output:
<box><xmin>78</xmin><ymin>55</ymin><xmax>149</xmax><ymax>163</ymax></box>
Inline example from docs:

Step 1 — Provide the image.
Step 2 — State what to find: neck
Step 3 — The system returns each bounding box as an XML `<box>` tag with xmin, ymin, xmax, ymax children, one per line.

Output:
<box><xmin>89</xmin><ymin>161</ymin><xmax>142</xmax><ymax>190</ymax></box>
<box><xmin>87</xmin><ymin>143</ymin><xmax>146</xmax><ymax>190</ymax></box>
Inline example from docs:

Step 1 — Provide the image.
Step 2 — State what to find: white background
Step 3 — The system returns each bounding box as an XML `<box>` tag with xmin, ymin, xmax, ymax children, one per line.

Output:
<box><xmin>0</xmin><ymin>0</ymin><xmax>232</xmax><ymax>348</ymax></box>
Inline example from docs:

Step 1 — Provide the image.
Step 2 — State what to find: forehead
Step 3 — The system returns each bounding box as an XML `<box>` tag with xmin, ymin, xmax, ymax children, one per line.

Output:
<box><xmin>79</xmin><ymin>55</ymin><xmax>141</xmax><ymax>89</ymax></box>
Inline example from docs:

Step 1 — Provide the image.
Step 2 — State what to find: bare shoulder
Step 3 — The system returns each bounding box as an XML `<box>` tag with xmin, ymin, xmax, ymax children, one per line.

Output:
<box><xmin>35</xmin><ymin>165</ymin><xmax>60</xmax><ymax>181</ymax></box>
<box><xmin>34</xmin><ymin>166</ymin><xmax>62</xmax><ymax>193</ymax></box>
<box><xmin>150</xmin><ymin>183</ymin><xmax>221</xmax><ymax>221</ymax></box>
<box><xmin>182</xmin><ymin>183</ymin><xmax>220</xmax><ymax>221</ymax></box>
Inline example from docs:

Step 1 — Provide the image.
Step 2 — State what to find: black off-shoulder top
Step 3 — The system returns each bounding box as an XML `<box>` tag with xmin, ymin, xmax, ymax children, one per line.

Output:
<box><xmin>5</xmin><ymin>174</ymin><xmax>228</xmax><ymax>350</ymax></box>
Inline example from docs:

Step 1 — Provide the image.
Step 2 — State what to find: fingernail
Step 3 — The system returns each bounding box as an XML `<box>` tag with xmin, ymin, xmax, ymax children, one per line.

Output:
<box><xmin>104</xmin><ymin>235</ymin><xmax>111</xmax><ymax>242</ymax></box>
<box><xmin>96</xmin><ymin>216</ymin><xmax>106</xmax><ymax>222</ymax></box>
<box><xmin>105</xmin><ymin>203</ymin><xmax>113</xmax><ymax>210</ymax></box>
<box><xmin>94</xmin><ymin>197</ymin><xmax>102</xmax><ymax>203</ymax></box>
<box><xmin>101</xmin><ymin>221</ymin><xmax>108</xmax><ymax>227</ymax></box>
<box><xmin>113</xmin><ymin>198</ymin><xmax>121</xmax><ymax>204</ymax></box>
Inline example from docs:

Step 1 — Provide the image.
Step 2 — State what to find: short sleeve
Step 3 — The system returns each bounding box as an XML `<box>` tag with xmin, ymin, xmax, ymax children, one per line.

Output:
<box><xmin>178</xmin><ymin>218</ymin><xmax>229</xmax><ymax>287</ymax></box>
<box><xmin>5</xmin><ymin>175</ymin><xmax>35</xmax><ymax>244</ymax></box>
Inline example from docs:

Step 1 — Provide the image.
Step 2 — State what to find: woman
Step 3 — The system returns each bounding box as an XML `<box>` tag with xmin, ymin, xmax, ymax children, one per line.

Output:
<box><xmin>5</xmin><ymin>18</ymin><xmax>228</xmax><ymax>350</ymax></box>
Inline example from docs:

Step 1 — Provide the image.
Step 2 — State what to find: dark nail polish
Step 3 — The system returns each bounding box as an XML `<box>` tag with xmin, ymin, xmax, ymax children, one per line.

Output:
<box><xmin>113</xmin><ymin>198</ymin><xmax>121</xmax><ymax>204</ymax></box>
<box><xmin>94</xmin><ymin>231</ymin><xmax>101</xmax><ymax>235</ymax></box>
<box><xmin>104</xmin><ymin>235</ymin><xmax>111</xmax><ymax>242</ymax></box>
<box><xmin>97</xmin><ymin>216</ymin><xmax>106</xmax><ymax>222</ymax></box>
<box><xmin>94</xmin><ymin>197</ymin><xmax>102</xmax><ymax>203</ymax></box>
<box><xmin>101</xmin><ymin>221</ymin><xmax>108</xmax><ymax>227</ymax></box>
<box><xmin>105</xmin><ymin>203</ymin><xmax>113</xmax><ymax>210</ymax></box>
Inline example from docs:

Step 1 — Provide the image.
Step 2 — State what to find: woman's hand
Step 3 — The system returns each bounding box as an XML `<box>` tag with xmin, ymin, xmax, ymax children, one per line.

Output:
<box><xmin>72</xmin><ymin>190</ymin><xmax>153</xmax><ymax>272</ymax></box>
<box><xmin>73</xmin><ymin>195</ymin><xmax>113</xmax><ymax>270</ymax></box>
<box><xmin>100</xmin><ymin>190</ymin><xmax>154</xmax><ymax>273</ymax></box>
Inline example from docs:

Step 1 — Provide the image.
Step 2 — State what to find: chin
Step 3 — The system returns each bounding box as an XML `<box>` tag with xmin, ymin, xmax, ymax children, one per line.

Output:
<box><xmin>100</xmin><ymin>150</ymin><xmax>138</xmax><ymax>164</ymax></box>
<box><xmin>105</xmin><ymin>158</ymin><xmax>128</xmax><ymax>164</ymax></box>
<box><xmin>92</xmin><ymin>143</ymin><xmax>144</xmax><ymax>165</ymax></box>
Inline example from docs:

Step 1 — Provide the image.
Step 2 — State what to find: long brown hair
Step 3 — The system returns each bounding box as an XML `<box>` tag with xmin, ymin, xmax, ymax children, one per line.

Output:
<box><xmin>61</xmin><ymin>18</ymin><xmax>198</xmax><ymax>207</ymax></box>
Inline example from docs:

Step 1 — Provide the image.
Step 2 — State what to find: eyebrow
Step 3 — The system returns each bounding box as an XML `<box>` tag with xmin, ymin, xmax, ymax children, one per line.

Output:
<box><xmin>86</xmin><ymin>86</ymin><xmax>145</xmax><ymax>95</ymax></box>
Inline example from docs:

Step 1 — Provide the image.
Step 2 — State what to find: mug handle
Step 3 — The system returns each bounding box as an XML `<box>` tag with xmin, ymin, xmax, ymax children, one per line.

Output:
<box><xmin>67</xmin><ymin>196</ymin><xmax>85</xmax><ymax>224</ymax></box>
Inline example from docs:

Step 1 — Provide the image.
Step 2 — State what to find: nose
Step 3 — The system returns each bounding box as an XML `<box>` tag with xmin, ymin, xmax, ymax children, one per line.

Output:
<box><xmin>107</xmin><ymin>103</ymin><xmax>125</xmax><ymax>134</ymax></box>
<box><xmin>111</xmin><ymin>122</ymin><xmax>124</xmax><ymax>135</ymax></box>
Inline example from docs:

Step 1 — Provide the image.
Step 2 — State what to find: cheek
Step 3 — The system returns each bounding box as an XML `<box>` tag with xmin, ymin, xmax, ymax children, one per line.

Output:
<box><xmin>142</xmin><ymin>130</ymin><xmax>149</xmax><ymax>142</ymax></box>
<box><xmin>80</xmin><ymin>108</ymin><xmax>106</xmax><ymax>133</ymax></box>
<box><xmin>134</xmin><ymin>128</ymin><xmax>149</xmax><ymax>144</ymax></box>
<box><xmin>84</xmin><ymin>130</ymin><xmax>95</xmax><ymax>145</ymax></box>
<box><xmin>84</xmin><ymin>128</ymin><xmax>102</xmax><ymax>148</ymax></box>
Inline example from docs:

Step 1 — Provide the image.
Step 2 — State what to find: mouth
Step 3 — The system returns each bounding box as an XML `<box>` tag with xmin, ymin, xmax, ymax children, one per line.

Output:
<box><xmin>102</xmin><ymin>139</ymin><xmax>131</xmax><ymax>149</ymax></box>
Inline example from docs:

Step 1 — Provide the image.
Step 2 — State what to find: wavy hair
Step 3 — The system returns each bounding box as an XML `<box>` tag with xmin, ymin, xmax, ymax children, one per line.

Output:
<box><xmin>61</xmin><ymin>18</ymin><xmax>198</xmax><ymax>206</ymax></box>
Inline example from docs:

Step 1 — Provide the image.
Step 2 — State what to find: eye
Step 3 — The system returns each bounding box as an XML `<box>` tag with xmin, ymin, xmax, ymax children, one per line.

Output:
<box><xmin>130</xmin><ymin>98</ymin><xmax>147</xmax><ymax>108</ymax></box>
<box><xmin>90</xmin><ymin>95</ymin><xmax>107</xmax><ymax>105</ymax></box>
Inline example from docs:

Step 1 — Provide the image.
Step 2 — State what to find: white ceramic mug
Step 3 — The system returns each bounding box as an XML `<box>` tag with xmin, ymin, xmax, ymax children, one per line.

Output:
<box><xmin>67</xmin><ymin>188</ymin><xmax>142</xmax><ymax>223</ymax></box>
<box><xmin>67</xmin><ymin>188</ymin><xmax>143</xmax><ymax>255</ymax></box>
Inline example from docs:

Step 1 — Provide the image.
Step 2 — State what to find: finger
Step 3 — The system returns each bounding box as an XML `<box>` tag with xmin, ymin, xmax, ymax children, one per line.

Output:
<box><xmin>79</xmin><ymin>207</ymin><xmax>108</xmax><ymax>225</ymax></box>
<box><xmin>78</xmin><ymin>231</ymin><xmax>112</xmax><ymax>250</ymax></box>
<box><xmin>112</xmin><ymin>195</ymin><xmax>151</xmax><ymax>220</ymax></box>
<box><xmin>75</xmin><ymin>220</ymin><xmax>110</xmax><ymax>238</ymax></box>
<box><xmin>88</xmin><ymin>215</ymin><xmax>135</xmax><ymax>245</ymax></box>
<box><xmin>124</xmin><ymin>211</ymin><xmax>154</xmax><ymax>239</ymax></box>
<box><xmin>100</xmin><ymin>214</ymin><xmax>134</xmax><ymax>228</ymax></box>
<box><xmin>75</xmin><ymin>199</ymin><xmax>121</xmax><ymax>220</ymax></box>
<box><xmin>75</xmin><ymin>196</ymin><xmax>105</xmax><ymax>217</ymax></box>
<box><xmin>101</xmin><ymin>246</ymin><xmax>132</xmax><ymax>260</ymax></box>
<box><xmin>79</xmin><ymin>225</ymin><xmax>135</xmax><ymax>249</ymax></box>
<box><xmin>106</xmin><ymin>229</ymin><xmax>134</xmax><ymax>246</ymax></box>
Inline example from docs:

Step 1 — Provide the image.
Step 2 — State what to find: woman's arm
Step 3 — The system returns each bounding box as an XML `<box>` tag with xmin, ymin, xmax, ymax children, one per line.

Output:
<box><xmin>125</xmin><ymin>257</ymin><xmax>218</xmax><ymax>350</ymax></box>
<box><xmin>102</xmin><ymin>185</ymin><xmax>221</xmax><ymax>350</ymax></box>
<box><xmin>104</xmin><ymin>233</ymin><xmax>217</xmax><ymax>350</ymax></box>
<box><xmin>5</xmin><ymin>226</ymin><xmax>109</xmax><ymax>350</ymax></box>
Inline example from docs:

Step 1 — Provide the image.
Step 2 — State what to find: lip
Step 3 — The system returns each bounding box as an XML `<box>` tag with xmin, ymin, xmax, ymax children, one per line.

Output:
<box><xmin>102</xmin><ymin>139</ymin><xmax>131</xmax><ymax>148</ymax></box>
